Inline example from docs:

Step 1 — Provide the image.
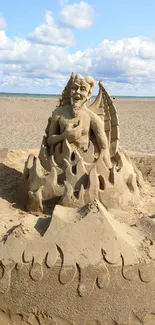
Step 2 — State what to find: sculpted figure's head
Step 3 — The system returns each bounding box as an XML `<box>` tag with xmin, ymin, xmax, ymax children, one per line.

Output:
<box><xmin>71</xmin><ymin>74</ymin><xmax>95</xmax><ymax>109</ymax></box>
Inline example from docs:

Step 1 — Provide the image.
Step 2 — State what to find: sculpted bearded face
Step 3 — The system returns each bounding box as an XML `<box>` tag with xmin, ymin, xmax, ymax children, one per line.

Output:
<box><xmin>71</xmin><ymin>74</ymin><xmax>95</xmax><ymax>109</ymax></box>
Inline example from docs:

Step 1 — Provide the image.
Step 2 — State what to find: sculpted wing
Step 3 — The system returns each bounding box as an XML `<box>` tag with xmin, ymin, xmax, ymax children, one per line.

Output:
<box><xmin>57</xmin><ymin>72</ymin><xmax>75</xmax><ymax>107</ymax></box>
<box><xmin>88</xmin><ymin>80</ymin><xmax>120</xmax><ymax>157</ymax></box>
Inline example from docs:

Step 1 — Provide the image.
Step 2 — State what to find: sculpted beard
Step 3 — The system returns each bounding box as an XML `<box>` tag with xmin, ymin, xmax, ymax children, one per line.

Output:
<box><xmin>71</xmin><ymin>91</ymin><xmax>83</xmax><ymax>117</ymax></box>
<box><xmin>72</xmin><ymin>103</ymin><xmax>81</xmax><ymax>117</ymax></box>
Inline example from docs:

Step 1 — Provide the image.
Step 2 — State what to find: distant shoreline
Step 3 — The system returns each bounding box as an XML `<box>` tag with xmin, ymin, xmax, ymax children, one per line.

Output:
<box><xmin>0</xmin><ymin>92</ymin><xmax>155</xmax><ymax>100</ymax></box>
<box><xmin>0</xmin><ymin>93</ymin><xmax>60</xmax><ymax>98</ymax></box>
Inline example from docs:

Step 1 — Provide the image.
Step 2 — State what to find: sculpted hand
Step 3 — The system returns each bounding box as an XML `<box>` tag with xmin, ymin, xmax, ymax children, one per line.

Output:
<box><xmin>65</xmin><ymin>121</ymin><xmax>82</xmax><ymax>142</ymax></box>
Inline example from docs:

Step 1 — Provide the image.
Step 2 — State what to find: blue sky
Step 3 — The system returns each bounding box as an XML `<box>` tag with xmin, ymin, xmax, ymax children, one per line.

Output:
<box><xmin>0</xmin><ymin>0</ymin><xmax>155</xmax><ymax>95</ymax></box>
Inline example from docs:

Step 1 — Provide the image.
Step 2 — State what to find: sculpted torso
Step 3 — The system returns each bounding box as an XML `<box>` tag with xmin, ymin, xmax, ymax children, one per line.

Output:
<box><xmin>46</xmin><ymin>74</ymin><xmax>112</xmax><ymax>169</ymax></box>
<box><xmin>47</xmin><ymin>105</ymin><xmax>92</xmax><ymax>150</ymax></box>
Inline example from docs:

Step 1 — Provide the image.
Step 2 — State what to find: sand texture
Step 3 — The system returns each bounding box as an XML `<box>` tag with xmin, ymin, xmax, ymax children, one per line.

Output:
<box><xmin>0</xmin><ymin>97</ymin><xmax>155</xmax><ymax>153</ymax></box>
<box><xmin>0</xmin><ymin>96</ymin><xmax>155</xmax><ymax>224</ymax></box>
<box><xmin>1</xmin><ymin>97</ymin><xmax>155</xmax><ymax>324</ymax></box>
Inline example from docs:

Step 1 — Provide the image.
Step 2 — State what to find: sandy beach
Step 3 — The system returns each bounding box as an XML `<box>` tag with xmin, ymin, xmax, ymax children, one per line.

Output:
<box><xmin>1</xmin><ymin>95</ymin><xmax>155</xmax><ymax>324</ymax></box>
<box><xmin>0</xmin><ymin>96</ymin><xmax>155</xmax><ymax>153</ymax></box>
<box><xmin>1</xmin><ymin>95</ymin><xmax>155</xmax><ymax>227</ymax></box>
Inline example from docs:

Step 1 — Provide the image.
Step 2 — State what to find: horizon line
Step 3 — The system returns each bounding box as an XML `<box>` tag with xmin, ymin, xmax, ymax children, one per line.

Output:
<box><xmin>0</xmin><ymin>92</ymin><xmax>155</xmax><ymax>98</ymax></box>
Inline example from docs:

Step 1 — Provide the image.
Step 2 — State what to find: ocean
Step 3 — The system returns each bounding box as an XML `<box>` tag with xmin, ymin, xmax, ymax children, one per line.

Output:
<box><xmin>0</xmin><ymin>92</ymin><xmax>59</xmax><ymax>98</ymax></box>
<box><xmin>0</xmin><ymin>92</ymin><xmax>155</xmax><ymax>100</ymax></box>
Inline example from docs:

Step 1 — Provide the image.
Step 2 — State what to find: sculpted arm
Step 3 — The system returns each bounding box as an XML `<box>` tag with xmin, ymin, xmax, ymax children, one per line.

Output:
<box><xmin>90</xmin><ymin>112</ymin><xmax>112</xmax><ymax>169</ymax></box>
<box><xmin>90</xmin><ymin>112</ymin><xmax>109</xmax><ymax>149</ymax></box>
<box><xmin>47</xmin><ymin>112</ymin><xmax>66</xmax><ymax>146</ymax></box>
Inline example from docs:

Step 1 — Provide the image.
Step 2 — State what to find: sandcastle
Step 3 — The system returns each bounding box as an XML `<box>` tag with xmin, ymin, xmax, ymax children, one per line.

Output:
<box><xmin>1</xmin><ymin>73</ymin><xmax>155</xmax><ymax>324</ymax></box>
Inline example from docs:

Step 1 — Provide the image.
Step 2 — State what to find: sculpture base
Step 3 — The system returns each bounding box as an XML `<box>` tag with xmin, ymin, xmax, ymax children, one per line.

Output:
<box><xmin>1</xmin><ymin>150</ymin><xmax>155</xmax><ymax>325</ymax></box>
<box><xmin>0</xmin><ymin>200</ymin><xmax>155</xmax><ymax>325</ymax></box>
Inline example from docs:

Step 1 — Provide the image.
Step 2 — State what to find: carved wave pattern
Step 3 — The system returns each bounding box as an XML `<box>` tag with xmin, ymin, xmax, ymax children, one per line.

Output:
<box><xmin>0</xmin><ymin>241</ymin><xmax>154</xmax><ymax>297</ymax></box>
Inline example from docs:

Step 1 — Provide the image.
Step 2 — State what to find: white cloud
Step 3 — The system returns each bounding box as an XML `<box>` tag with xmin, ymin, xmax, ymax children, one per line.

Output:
<box><xmin>0</xmin><ymin>31</ymin><xmax>12</xmax><ymax>50</ymax></box>
<box><xmin>28</xmin><ymin>10</ymin><xmax>75</xmax><ymax>47</ymax></box>
<box><xmin>44</xmin><ymin>11</ymin><xmax>54</xmax><ymax>25</ymax></box>
<box><xmin>1</xmin><ymin>13</ymin><xmax>155</xmax><ymax>96</ymax></box>
<box><xmin>60</xmin><ymin>1</ymin><xmax>94</xmax><ymax>29</ymax></box>
<box><xmin>75</xmin><ymin>36</ymin><xmax>155</xmax><ymax>85</ymax></box>
<box><xmin>0</xmin><ymin>13</ymin><xmax>7</xmax><ymax>31</ymax></box>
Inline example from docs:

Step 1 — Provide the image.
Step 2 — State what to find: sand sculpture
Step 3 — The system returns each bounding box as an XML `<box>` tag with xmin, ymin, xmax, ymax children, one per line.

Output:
<box><xmin>22</xmin><ymin>73</ymin><xmax>140</xmax><ymax>213</ymax></box>
<box><xmin>1</xmin><ymin>73</ymin><xmax>155</xmax><ymax>325</ymax></box>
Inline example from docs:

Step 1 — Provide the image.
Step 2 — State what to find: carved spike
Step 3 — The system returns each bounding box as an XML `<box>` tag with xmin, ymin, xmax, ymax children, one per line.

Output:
<box><xmin>63</xmin><ymin>158</ymin><xmax>72</xmax><ymax>170</ymax></box>
<box><xmin>39</xmin><ymin>136</ymin><xmax>51</xmax><ymax>171</ymax></box>
<box><xmin>78</xmin><ymin>184</ymin><xmax>85</xmax><ymax>206</ymax></box>
<box><xmin>64</xmin><ymin>181</ymin><xmax>74</xmax><ymax>197</ymax></box>
<box><xmin>65</xmin><ymin>162</ymin><xmax>77</xmax><ymax>186</ymax></box>
<box><xmin>33</xmin><ymin>158</ymin><xmax>45</xmax><ymax>179</ymax></box>
<box><xmin>88</xmin><ymin>166</ymin><xmax>99</xmax><ymax>202</ymax></box>
<box><xmin>50</xmin><ymin>155</ymin><xmax>63</xmax><ymax>174</ymax></box>
<box><xmin>27</xmin><ymin>187</ymin><xmax>43</xmax><ymax>212</ymax></box>
<box><xmin>62</xmin><ymin>139</ymin><xmax>72</xmax><ymax>162</ymax></box>
<box><xmin>42</xmin><ymin>167</ymin><xmax>64</xmax><ymax>200</ymax></box>
<box><xmin>110</xmin><ymin>140</ymin><xmax>119</xmax><ymax>158</ymax></box>
<box><xmin>80</xmin><ymin>141</ymin><xmax>95</xmax><ymax>163</ymax></box>
<box><xmin>49</xmin><ymin>167</ymin><xmax>59</xmax><ymax>187</ymax></box>
<box><xmin>27</xmin><ymin>153</ymin><xmax>36</xmax><ymax>169</ymax></box>
<box><xmin>60</xmin><ymin>181</ymin><xmax>75</xmax><ymax>207</ymax></box>
<box><xmin>65</xmin><ymin>158</ymin><xmax>88</xmax><ymax>191</ymax></box>
<box><xmin>27</xmin><ymin>158</ymin><xmax>45</xmax><ymax>193</ymax></box>
<box><xmin>96</xmin><ymin>150</ymin><xmax>109</xmax><ymax>179</ymax></box>
<box><xmin>77</xmin><ymin>159</ymin><xmax>87</xmax><ymax>176</ymax></box>
<box><xmin>54</xmin><ymin>140</ymin><xmax>72</xmax><ymax>167</ymax></box>
<box><xmin>72</xmin><ymin>149</ymin><xmax>81</xmax><ymax>162</ymax></box>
